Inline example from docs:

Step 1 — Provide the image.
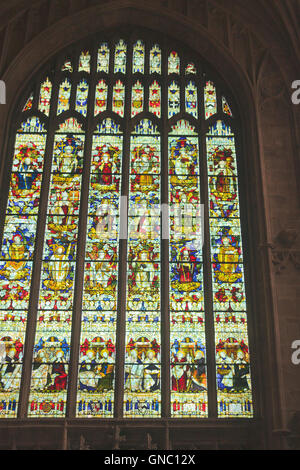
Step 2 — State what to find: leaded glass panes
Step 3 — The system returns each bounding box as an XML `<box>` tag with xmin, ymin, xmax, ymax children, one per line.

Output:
<box><xmin>94</xmin><ymin>80</ymin><xmax>108</xmax><ymax>116</ymax></box>
<box><xmin>149</xmin><ymin>81</ymin><xmax>161</xmax><ymax>117</ymax></box>
<box><xmin>97</xmin><ymin>43</ymin><xmax>110</xmax><ymax>73</ymax></box>
<box><xmin>38</xmin><ymin>78</ymin><xmax>52</xmax><ymax>116</ymax></box>
<box><xmin>204</xmin><ymin>81</ymin><xmax>217</xmax><ymax>119</ymax></box>
<box><xmin>185</xmin><ymin>81</ymin><xmax>198</xmax><ymax>119</ymax></box>
<box><xmin>206</xmin><ymin>121</ymin><xmax>252</xmax><ymax>418</ymax></box>
<box><xmin>77</xmin><ymin>119</ymin><xmax>122</xmax><ymax>417</ymax></box>
<box><xmin>75</xmin><ymin>80</ymin><xmax>89</xmax><ymax>116</ymax></box>
<box><xmin>0</xmin><ymin>118</ymin><xmax>46</xmax><ymax>417</ymax></box>
<box><xmin>78</xmin><ymin>51</ymin><xmax>91</xmax><ymax>73</ymax></box>
<box><xmin>124</xmin><ymin>120</ymin><xmax>161</xmax><ymax>417</ymax></box>
<box><xmin>114</xmin><ymin>39</ymin><xmax>127</xmax><ymax>74</ymax></box>
<box><xmin>0</xmin><ymin>37</ymin><xmax>253</xmax><ymax>422</ymax></box>
<box><xmin>112</xmin><ymin>80</ymin><xmax>125</xmax><ymax>117</ymax></box>
<box><xmin>168</xmin><ymin>81</ymin><xmax>180</xmax><ymax>118</ymax></box>
<box><xmin>168</xmin><ymin>121</ymin><xmax>207</xmax><ymax>417</ymax></box>
<box><xmin>131</xmin><ymin>81</ymin><xmax>144</xmax><ymax>118</ymax></box>
<box><xmin>28</xmin><ymin>119</ymin><xmax>84</xmax><ymax>417</ymax></box>
<box><xmin>132</xmin><ymin>40</ymin><xmax>145</xmax><ymax>74</ymax></box>
<box><xmin>168</xmin><ymin>51</ymin><xmax>180</xmax><ymax>74</ymax></box>
<box><xmin>150</xmin><ymin>44</ymin><xmax>161</xmax><ymax>74</ymax></box>
<box><xmin>57</xmin><ymin>79</ymin><xmax>71</xmax><ymax>115</ymax></box>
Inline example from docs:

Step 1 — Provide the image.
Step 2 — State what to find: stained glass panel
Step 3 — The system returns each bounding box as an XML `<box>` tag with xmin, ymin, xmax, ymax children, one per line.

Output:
<box><xmin>112</xmin><ymin>80</ymin><xmax>125</xmax><ymax>117</ymax></box>
<box><xmin>168</xmin><ymin>81</ymin><xmax>180</xmax><ymax>118</ymax></box>
<box><xmin>185</xmin><ymin>82</ymin><xmax>198</xmax><ymax>119</ymax></box>
<box><xmin>94</xmin><ymin>80</ymin><xmax>108</xmax><ymax>116</ymax></box>
<box><xmin>206</xmin><ymin>121</ymin><xmax>252</xmax><ymax>417</ymax></box>
<box><xmin>168</xmin><ymin>51</ymin><xmax>180</xmax><ymax>75</ymax></box>
<box><xmin>38</xmin><ymin>78</ymin><xmax>52</xmax><ymax>116</ymax></box>
<box><xmin>114</xmin><ymin>40</ymin><xmax>127</xmax><ymax>74</ymax></box>
<box><xmin>222</xmin><ymin>97</ymin><xmax>233</xmax><ymax>117</ymax></box>
<box><xmin>77</xmin><ymin>119</ymin><xmax>122</xmax><ymax>417</ymax></box>
<box><xmin>132</xmin><ymin>40</ymin><xmax>145</xmax><ymax>74</ymax></box>
<box><xmin>149</xmin><ymin>81</ymin><xmax>161</xmax><ymax>118</ymax></box>
<box><xmin>131</xmin><ymin>81</ymin><xmax>144</xmax><ymax>118</ymax></box>
<box><xmin>28</xmin><ymin>119</ymin><xmax>84</xmax><ymax>417</ymax></box>
<box><xmin>169</xmin><ymin>120</ymin><xmax>207</xmax><ymax>417</ymax></box>
<box><xmin>75</xmin><ymin>80</ymin><xmax>89</xmax><ymax>116</ymax></box>
<box><xmin>150</xmin><ymin>44</ymin><xmax>161</xmax><ymax>74</ymax></box>
<box><xmin>124</xmin><ymin>120</ymin><xmax>161</xmax><ymax>417</ymax></box>
<box><xmin>78</xmin><ymin>51</ymin><xmax>91</xmax><ymax>73</ymax></box>
<box><xmin>97</xmin><ymin>43</ymin><xmax>110</xmax><ymax>73</ymax></box>
<box><xmin>0</xmin><ymin>119</ymin><xmax>46</xmax><ymax>417</ymax></box>
<box><xmin>57</xmin><ymin>79</ymin><xmax>71</xmax><ymax>115</ymax></box>
<box><xmin>23</xmin><ymin>93</ymin><xmax>33</xmax><ymax>112</ymax></box>
<box><xmin>204</xmin><ymin>81</ymin><xmax>217</xmax><ymax>120</ymax></box>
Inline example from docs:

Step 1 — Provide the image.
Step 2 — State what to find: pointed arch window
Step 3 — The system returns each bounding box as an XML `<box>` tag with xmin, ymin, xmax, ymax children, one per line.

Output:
<box><xmin>0</xmin><ymin>35</ymin><xmax>253</xmax><ymax>420</ymax></box>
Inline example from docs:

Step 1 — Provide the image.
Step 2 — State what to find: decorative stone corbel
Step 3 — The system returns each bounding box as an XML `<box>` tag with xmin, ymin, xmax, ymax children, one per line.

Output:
<box><xmin>269</xmin><ymin>229</ymin><xmax>300</xmax><ymax>274</ymax></box>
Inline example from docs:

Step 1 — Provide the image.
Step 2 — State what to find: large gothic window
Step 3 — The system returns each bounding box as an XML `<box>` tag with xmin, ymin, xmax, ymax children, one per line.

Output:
<box><xmin>0</xmin><ymin>34</ymin><xmax>253</xmax><ymax>420</ymax></box>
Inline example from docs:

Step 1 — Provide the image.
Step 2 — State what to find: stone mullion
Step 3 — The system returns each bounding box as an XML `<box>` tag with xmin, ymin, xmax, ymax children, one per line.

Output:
<box><xmin>161</xmin><ymin>45</ymin><xmax>170</xmax><ymax>420</ymax></box>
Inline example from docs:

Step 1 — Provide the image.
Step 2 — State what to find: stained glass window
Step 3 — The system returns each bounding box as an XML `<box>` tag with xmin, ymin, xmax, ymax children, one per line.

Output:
<box><xmin>38</xmin><ymin>78</ymin><xmax>52</xmax><ymax>116</ymax></box>
<box><xmin>207</xmin><ymin>121</ymin><xmax>252</xmax><ymax>417</ymax></box>
<box><xmin>185</xmin><ymin>81</ymin><xmax>198</xmax><ymax>119</ymax></box>
<box><xmin>169</xmin><ymin>121</ymin><xmax>207</xmax><ymax>417</ymax></box>
<box><xmin>204</xmin><ymin>81</ymin><xmax>217</xmax><ymax>119</ymax></box>
<box><xmin>57</xmin><ymin>79</ymin><xmax>71</xmax><ymax>115</ymax></box>
<box><xmin>23</xmin><ymin>93</ymin><xmax>33</xmax><ymax>112</ymax></box>
<box><xmin>222</xmin><ymin>97</ymin><xmax>233</xmax><ymax>117</ymax></box>
<box><xmin>131</xmin><ymin>81</ymin><xmax>144</xmax><ymax>118</ymax></box>
<box><xmin>78</xmin><ymin>51</ymin><xmax>91</xmax><ymax>73</ymax></box>
<box><xmin>149</xmin><ymin>81</ymin><xmax>161</xmax><ymax>118</ymax></box>
<box><xmin>168</xmin><ymin>51</ymin><xmax>180</xmax><ymax>75</ymax></box>
<box><xmin>112</xmin><ymin>80</ymin><xmax>125</xmax><ymax>117</ymax></box>
<box><xmin>0</xmin><ymin>37</ymin><xmax>253</xmax><ymax>421</ymax></box>
<box><xmin>132</xmin><ymin>40</ymin><xmax>145</xmax><ymax>74</ymax></box>
<box><xmin>75</xmin><ymin>80</ymin><xmax>89</xmax><ymax>116</ymax></box>
<box><xmin>0</xmin><ymin>117</ymin><xmax>46</xmax><ymax>417</ymax></box>
<box><xmin>97</xmin><ymin>43</ymin><xmax>110</xmax><ymax>73</ymax></box>
<box><xmin>28</xmin><ymin>118</ymin><xmax>84</xmax><ymax>417</ymax></box>
<box><xmin>114</xmin><ymin>40</ymin><xmax>127</xmax><ymax>74</ymax></box>
<box><xmin>77</xmin><ymin>119</ymin><xmax>122</xmax><ymax>417</ymax></box>
<box><xmin>168</xmin><ymin>81</ymin><xmax>180</xmax><ymax>118</ymax></box>
<box><xmin>125</xmin><ymin>120</ymin><xmax>161</xmax><ymax>417</ymax></box>
<box><xmin>94</xmin><ymin>80</ymin><xmax>108</xmax><ymax>116</ymax></box>
<box><xmin>150</xmin><ymin>44</ymin><xmax>161</xmax><ymax>74</ymax></box>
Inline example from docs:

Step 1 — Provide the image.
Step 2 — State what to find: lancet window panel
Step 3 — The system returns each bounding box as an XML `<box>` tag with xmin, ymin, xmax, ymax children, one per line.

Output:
<box><xmin>0</xmin><ymin>35</ymin><xmax>254</xmax><ymax>421</ymax></box>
